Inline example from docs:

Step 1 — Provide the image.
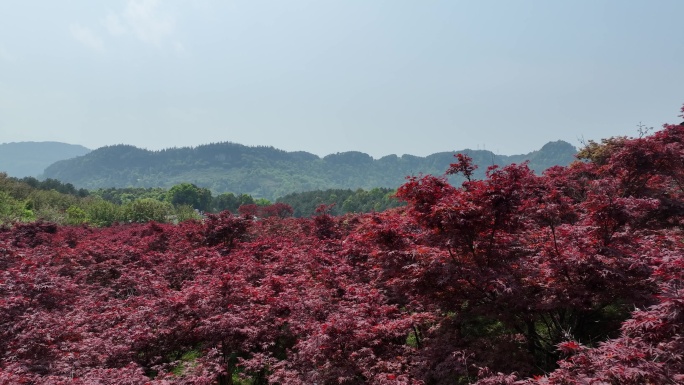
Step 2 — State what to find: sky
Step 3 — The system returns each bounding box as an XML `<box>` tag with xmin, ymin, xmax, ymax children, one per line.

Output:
<box><xmin>1</xmin><ymin>0</ymin><xmax>683</xmax><ymax>158</ymax></box>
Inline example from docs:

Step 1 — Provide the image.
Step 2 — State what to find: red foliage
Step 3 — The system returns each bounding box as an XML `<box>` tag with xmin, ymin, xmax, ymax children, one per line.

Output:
<box><xmin>1</xmin><ymin>106</ymin><xmax>683</xmax><ymax>384</ymax></box>
<box><xmin>237</xmin><ymin>203</ymin><xmax>294</xmax><ymax>219</ymax></box>
<box><xmin>447</xmin><ymin>153</ymin><xmax>478</xmax><ymax>181</ymax></box>
<box><xmin>260</xmin><ymin>202</ymin><xmax>294</xmax><ymax>219</ymax></box>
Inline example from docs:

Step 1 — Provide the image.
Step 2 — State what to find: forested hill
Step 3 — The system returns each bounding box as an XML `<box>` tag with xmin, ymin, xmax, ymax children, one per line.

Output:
<box><xmin>0</xmin><ymin>141</ymin><xmax>91</xmax><ymax>178</ymax></box>
<box><xmin>43</xmin><ymin>140</ymin><xmax>577</xmax><ymax>200</ymax></box>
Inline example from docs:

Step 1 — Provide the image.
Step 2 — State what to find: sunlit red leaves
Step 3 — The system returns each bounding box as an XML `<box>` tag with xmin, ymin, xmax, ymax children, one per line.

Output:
<box><xmin>556</xmin><ymin>340</ymin><xmax>583</xmax><ymax>355</ymax></box>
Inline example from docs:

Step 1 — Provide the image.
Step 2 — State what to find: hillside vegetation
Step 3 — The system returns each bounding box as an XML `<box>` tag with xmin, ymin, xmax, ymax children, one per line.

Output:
<box><xmin>0</xmin><ymin>173</ymin><xmax>403</xmax><ymax>226</ymax></box>
<box><xmin>42</xmin><ymin>140</ymin><xmax>577</xmax><ymax>200</ymax></box>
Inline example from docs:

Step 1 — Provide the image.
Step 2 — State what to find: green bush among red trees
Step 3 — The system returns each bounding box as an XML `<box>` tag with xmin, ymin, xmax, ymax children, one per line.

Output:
<box><xmin>1</xmin><ymin>106</ymin><xmax>683</xmax><ymax>384</ymax></box>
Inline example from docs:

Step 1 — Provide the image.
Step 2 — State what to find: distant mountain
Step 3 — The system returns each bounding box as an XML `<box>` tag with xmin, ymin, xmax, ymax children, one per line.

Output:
<box><xmin>0</xmin><ymin>142</ymin><xmax>91</xmax><ymax>178</ymax></box>
<box><xmin>43</xmin><ymin>141</ymin><xmax>577</xmax><ymax>200</ymax></box>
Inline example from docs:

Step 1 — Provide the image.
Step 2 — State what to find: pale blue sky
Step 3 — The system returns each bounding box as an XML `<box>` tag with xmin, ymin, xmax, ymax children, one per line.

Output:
<box><xmin>1</xmin><ymin>0</ymin><xmax>682</xmax><ymax>158</ymax></box>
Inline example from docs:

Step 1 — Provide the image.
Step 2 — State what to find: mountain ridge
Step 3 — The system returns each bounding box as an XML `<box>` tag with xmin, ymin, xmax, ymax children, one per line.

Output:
<box><xmin>41</xmin><ymin>140</ymin><xmax>577</xmax><ymax>200</ymax></box>
<box><xmin>0</xmin><ymin>141</ymin><xmax>91</xmax><ymax>178</ymax></box>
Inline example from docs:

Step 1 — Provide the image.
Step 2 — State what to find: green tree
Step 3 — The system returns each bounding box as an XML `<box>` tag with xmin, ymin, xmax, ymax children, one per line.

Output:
<box><xmin>254</xmin><ymin>198</ymin><xmax>271</xmax><ymax>206</ymax></box>
<box><xmin>213</xmin><ymin>192</ymin><xmax>239</xmax><ymax>213</ymax></box>
<box><xmin>66</xmin><ymin>205</ymin><xmax>88</xmax><ymax>225</ymax></box>
<box><xmin>83</xmin><ymin>198</ymin><xmax>123</xmax><ymax>227</ymax></box>
<box><xmin>27</xmin><ymin>189</ymin><xmax>79</xmax><ymax>213</ymax></box>
<box><xmin>0</xmin><ymin>191</ymin><xmax>34</xmax><ymax>224</ymax></box>
<box><xmin>123</xmin><ymin>198</ymin><xmax>173</xmax><ymax>223</ymax></box>
<box><xmin>174</xmin><ymin>204</ymin><xmax>202</xmax><ymax>223</ymax></box>
<box><xmin>237</xmin><ymin>193</ymin><xmax>255</xmax><ymax>207</ymax></box>
<box><xmin>167</xmin><ymin>183</ymin><xmax>213</xmax><ymax>212</ymax></box>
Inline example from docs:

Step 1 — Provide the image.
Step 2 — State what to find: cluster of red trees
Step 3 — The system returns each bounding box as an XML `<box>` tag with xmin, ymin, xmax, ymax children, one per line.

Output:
<box><xmin>1</xmin><ymin>108</ymin><xmax>683</xmax><ymax>384</ymax></box>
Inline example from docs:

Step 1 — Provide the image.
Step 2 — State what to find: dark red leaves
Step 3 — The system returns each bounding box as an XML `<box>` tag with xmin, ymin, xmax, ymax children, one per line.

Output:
<box><xmin>447</xmin><ymin>153</ymin><xmax>478</xmax><ymax>181</ymax></box>
<box><xmin>202</xmin><ymin>210</ymin><xmax>250</xmax><ymax>249</ymax></box>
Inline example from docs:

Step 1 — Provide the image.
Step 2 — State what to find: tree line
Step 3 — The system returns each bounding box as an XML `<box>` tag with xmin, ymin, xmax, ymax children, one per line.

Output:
<box><xmin>0</xmin><ymin>175</ymin><xmax>405</xmax><ymax>226</ymax></box>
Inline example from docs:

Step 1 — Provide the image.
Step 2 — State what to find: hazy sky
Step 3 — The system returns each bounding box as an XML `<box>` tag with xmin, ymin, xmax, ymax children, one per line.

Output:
<box><xmin>1</xmin><ymin>1</ymin><xmax>682</xmax><ymax>158</ymax></box>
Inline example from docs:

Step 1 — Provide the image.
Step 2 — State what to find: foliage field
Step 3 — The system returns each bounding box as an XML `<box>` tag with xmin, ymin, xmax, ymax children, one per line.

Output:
<box><xmin>1</xmin><ymin>108</ymin><xmax>683</xmax><ymax>383</ymax></box>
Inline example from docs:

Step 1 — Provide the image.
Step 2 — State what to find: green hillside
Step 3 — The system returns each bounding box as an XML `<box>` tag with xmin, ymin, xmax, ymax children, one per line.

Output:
<box><xmin>43</xmin><ymin>141</ymin><xmax>577</xmax><ymax>200</ymax></box>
